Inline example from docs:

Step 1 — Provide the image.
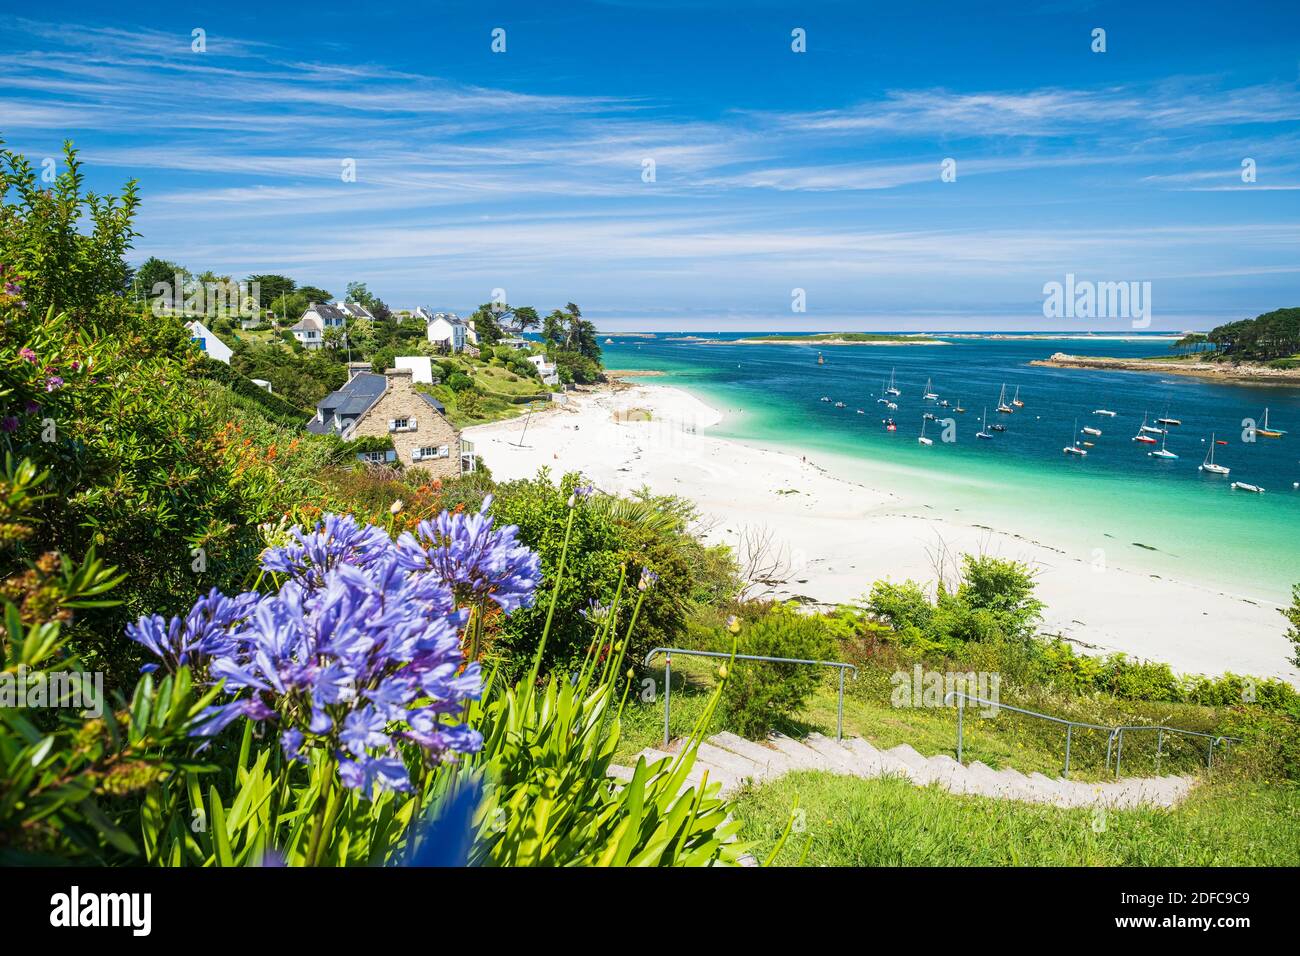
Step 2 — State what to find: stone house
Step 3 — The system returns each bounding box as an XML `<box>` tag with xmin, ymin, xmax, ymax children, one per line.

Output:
<box><xmin>307</xmin><ymin>367</ymin><xmax>474</xmax><ymax>476</ymax></box>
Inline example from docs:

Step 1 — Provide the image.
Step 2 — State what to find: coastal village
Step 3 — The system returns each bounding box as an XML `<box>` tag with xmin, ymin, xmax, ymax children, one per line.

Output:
<box><xmin>182</xmin><ymin>289</ymin><xmax>575</xmax><ymax>476</ymax></box>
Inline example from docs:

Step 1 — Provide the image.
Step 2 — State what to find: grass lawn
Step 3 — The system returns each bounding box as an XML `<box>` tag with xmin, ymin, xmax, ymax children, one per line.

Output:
<box><xmin>610</xmin><ymin>652</ymin><xmax>1299</xmax><ymax>865</ymax></box>
<box><xmin>731</xmin><ymin>772</ymin><xmax>1300</xmax><ymax>866</ymax></box>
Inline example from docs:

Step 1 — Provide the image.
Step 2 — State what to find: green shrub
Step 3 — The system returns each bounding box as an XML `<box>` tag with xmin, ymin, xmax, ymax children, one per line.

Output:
<box><xmin>705</xmin><ymin>606</ymin><xmax>837</xmax><ymax>738</ymax></box>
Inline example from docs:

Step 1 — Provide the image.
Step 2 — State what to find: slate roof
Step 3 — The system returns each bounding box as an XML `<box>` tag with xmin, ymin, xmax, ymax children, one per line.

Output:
<box><xmin>417</xmin><ymin>392</ymin><xmax>446</xmax><ymax>414</ymax></box>
<box><xmin>309</xmin><ymin>372</ymin><xmax>388</xmax><ymax>433</ymax></box>
<box><xmin>339</xmin><ymin>301</ymin><xmax>373</xmax><ymax>319</ymax></box>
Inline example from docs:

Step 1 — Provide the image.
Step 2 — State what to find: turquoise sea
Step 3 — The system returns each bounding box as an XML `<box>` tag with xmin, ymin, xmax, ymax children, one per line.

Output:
<box><xmin>601</xmin><ymin>333</ymin><xmax>1300</xmax><ymax>603</ymax></box>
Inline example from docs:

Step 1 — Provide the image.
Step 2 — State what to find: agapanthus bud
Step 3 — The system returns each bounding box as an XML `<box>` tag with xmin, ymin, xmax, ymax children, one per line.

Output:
<box><xmin>726</xmin><ymin>615</ymin><xmax>741</xmax><ymax>634</ymax></box>
<box><xmin>717</xmin><ymin>665</ymin><xmax>728</xmax><ymax>680</ymax></box>
<box><xmin>390</xmin><ymin>499</ymin><xmax>404</xmax><ymax>515</ymax></box>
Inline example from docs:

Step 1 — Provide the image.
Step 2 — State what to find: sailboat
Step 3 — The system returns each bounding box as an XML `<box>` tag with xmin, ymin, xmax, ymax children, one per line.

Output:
<box><xmin>976</xmin><ymin>408</ymin><xmax>993</xmax><ymax>439</ymax></box>
<box><xmin>1063</xmin><ymin>419</ymin><xmax>1087</xmax><ymax>456</ymax></box>
<box><xmin>923</xmin><ymin>378</ymin><xmax>938</xmax><ymax>401</ymax></box>
<box><xmin>1257</xmin><ymin>408</ymin><xmax>1287</xmax><ymax>438</ymax></box>
<box><xmin>1137</xmin><ymin>411</ymin><xmax>1165</xmax><ymax>435</ymax></box>
<box><xmin>996</xmin><ymin>384</ymin><xmax>1014</xmax><ymax>414</ymax></box>
<box><xmin>1148</xmin><ymin>430</ymin><xmax>1178</xmax><ymax>460</ymax></box>
<box><xmin>1155</xmin><ymin>415</ymin><xmax>1181</xmax><ymax>427</ymax></box>
<box><xmin>1199</xmin><ymin>433</ymin><xmax>1229</xmax><ymax>475</ymax></box>
<box><xmin>918</xmin><ymin>417</ymin><xmax>934</xmax><ymax>446</ymax></box>
<box><xmin>884</xmin><ymin>369</ymin><xmax>901</xmax><ymax>397</ymax></box>
<box><xmin>876</xmin><ymin>380</ymin><xmax>889</xmax><ymax>405</ymax></box>
<box><xmin>1011</xmin><ymin>385</ymin><xmax>1024</xmax><ymax>408</ymax></box>
<box><xmin>954</xmin><ymin>399</ymin><xmax>967</xmax><ymax>413</ymax></box>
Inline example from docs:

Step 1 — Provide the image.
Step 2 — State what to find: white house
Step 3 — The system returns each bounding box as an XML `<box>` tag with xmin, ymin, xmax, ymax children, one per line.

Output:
<box><xmin>426</xmin><ymin>312</ymin><xmax>468</xmax><ymax>352</ymax></box>
<box><xmin>186</xmin><ymin>320</ymin><xmax>233</xmax><ymax>364</ymax></box>
<box><xmin>526</xmin><ymin>353</ymin><xmax>559</xmax><ymax>386</ymax></box>
<box><xmin>394</xmin><ymin>356</ymin><xmax>436</xmax><ymax>384</ymax></box>
<box><xmin>289</xmin><ymin>302</ymin><xmax>348</xmax><ymax>350</ymax></box>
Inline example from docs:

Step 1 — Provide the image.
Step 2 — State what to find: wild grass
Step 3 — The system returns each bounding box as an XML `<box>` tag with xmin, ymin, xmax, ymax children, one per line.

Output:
<box><xmin>731</xmin><ymin>772</ymin><xmax>1300</xmax><ymax>866</ymax></box>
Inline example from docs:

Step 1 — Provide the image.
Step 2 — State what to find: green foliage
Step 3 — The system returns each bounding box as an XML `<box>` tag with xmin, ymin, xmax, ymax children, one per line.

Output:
<box><xmin>1284</xmin><ymin>584</ymin><xmax>1300</xmax><ymax>669</ymax></box>
<box><xmin>229</xmin><ymin>337</ymin><xmax>346</xmax><ymax>411</ymax></box>
<box><xmin>0</xmin><ymin>139</ymin><xmax>139</xmax><ymax>328</ymax></box>
<box><xmin>700</xmin><ymin>605</ymin><xmax>837</xmax><ymax>739</ymax></box>
<box><xmin>865</xmin><ymin>554</ymin><xmax>1042</xmax><ymax>650</ymax></box>
<box><xmin>1206</xmin><ymin>307</ymin><xmax>1300</xmax><ymax>362</ymax></box>
<box><xmin>194</xmin><ymin>356</ymin><xmax>309</xmax><ymax>427</ymax></box>
<box><xmin>487</xmin><ymin>472</ymin><xmax>697</xmax><ymax>678</ymax></box>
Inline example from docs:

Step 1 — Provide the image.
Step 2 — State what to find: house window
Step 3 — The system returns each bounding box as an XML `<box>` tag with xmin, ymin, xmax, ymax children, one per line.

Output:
<box><xmin>388</xmin><ymin>418</ymin><xmax>417</xmax><ymax>433</ymax></box>
<box><xmin>412</xmin><ymin>445</ymin><xmax>449</xmax><ymax>461</ymax></box>
<box><xmin>357</xmin><ymin>451</ymin><xmax>386</xmax><ymax>463</ymax></box>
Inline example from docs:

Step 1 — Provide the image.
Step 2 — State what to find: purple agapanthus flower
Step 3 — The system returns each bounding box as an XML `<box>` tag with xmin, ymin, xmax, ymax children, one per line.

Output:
<box><xmin>45</xmin><ymin>376</ymin><xmax>64</xmax><ymax>392</ymax></box>
<box><xmin>19</xmin><ymin>347</ymin><xmax>37</xmax><ymax>364</ymax></box>
<box><xmin>394</xmin><ymin>495</ymin><xmax>541</xmax><ymax>613</ymax></box>
<box><xmin>0</xmin><ymin>417</ymin><xmax>16</xmax><ymax>433</ymax></box>
<box><xmin>129</xmin><ymin>509</ymin><xmax>539</xmax><ymax>796</ymax></box>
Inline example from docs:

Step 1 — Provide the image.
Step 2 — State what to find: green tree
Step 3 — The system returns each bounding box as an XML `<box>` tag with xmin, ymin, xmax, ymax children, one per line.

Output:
<box><xmin>0</xmin><ymin>139</ymin><xmax>140</xmax><ymax>329</ymax></box>
<box><xmin>248</xmin><ymin>273</ymin><xmax>296</xmax><ymax>308</ymax></box>
<box><xmin>1284</xmin><ymin>584</ymin><xmax>1300</xmax><ymax>668</ymax></box>
<box><xmin>133</xmin><ymin>257</ymin><xmax>186</xmax><ymax>302</ymax></box>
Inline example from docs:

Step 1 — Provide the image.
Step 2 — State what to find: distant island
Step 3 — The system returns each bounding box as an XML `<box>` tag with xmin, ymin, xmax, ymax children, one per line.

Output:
<box><xmin>1031</xmin><ymin>308</ymin><xmax>1300</xmax><ymax>384</ymax></box>
<box><xmin>730</xmin><ymin>332</ymin><xmax>948</xmax><ymax>346</ymax></box>
<box><xmin>1031</xmin><ymin>352</ymin><xmax>1300</xmax><ymax>384</ymax></box>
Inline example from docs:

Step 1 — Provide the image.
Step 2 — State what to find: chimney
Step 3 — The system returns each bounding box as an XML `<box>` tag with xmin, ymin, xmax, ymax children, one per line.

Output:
<box><xmin>346</xmin><ymin>361</ymin><xmax>372</xmax><ymax>381</ymax></box>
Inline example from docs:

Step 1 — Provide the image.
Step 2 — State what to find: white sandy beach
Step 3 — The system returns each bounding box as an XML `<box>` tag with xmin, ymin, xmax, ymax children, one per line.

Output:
<box><xmin>466</xmin><ymin>384</ymin><xmax>1299</xmax><ymax>685</ymax></box>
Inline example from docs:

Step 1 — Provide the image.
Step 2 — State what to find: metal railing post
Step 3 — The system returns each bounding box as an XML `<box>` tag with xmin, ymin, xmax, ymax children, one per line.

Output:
<box><xmin>643</xmin><ymin>648</ymin><xmax>855</xmax><ymax>747</ymax></box>
<box><xmin>662</xmin><ymin>656</ymin><xmax>671</xmax><ymax>748</ymax></box>
<box><xmin>955</xmin><ymin>694</ymin><xmax>964</xmax><ymax>763</ymax></box>
<box><xmin>936</xmin><ymin>691</ymin><xmax>1239</xmax><ymax>781</ymax></box>
<box><xmin>837</xmin><ymin>668</ymin><xmax>845</xmax><ymax>741</ymax></box>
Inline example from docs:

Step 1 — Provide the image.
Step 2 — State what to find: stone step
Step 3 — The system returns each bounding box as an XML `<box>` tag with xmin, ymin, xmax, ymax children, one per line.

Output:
<box><xmin>840</xmin><ymin>736</ymin><xmax>893</xmax><ymax>777</ymax></box>
<box><xmin>709</xmin><ymin>731</ymin><xmax>800</xmax><ymax>776</ymax></box>
<box><xmin>803</xmin><ymin>733</ymin><xmax>868</xmax><ymax>776</ymax></box>
<box><xmin>693</xmin><ymin>741</ymin><xmax>765</xmax><ymax>787</ymax></box>
<box><xmin>767</xmin><ymin>733</ymin><xmax>829</xmax><ymax>771</ymax></box>
<box><xmin>885</xmin><ymin>744</ymin><xmax>936</xmax><ymax>783</ymax></box>
<box><xmin>615</xmin><ymin>735</ymin><xmax>1199</xmax><ymax>811</ymax></box>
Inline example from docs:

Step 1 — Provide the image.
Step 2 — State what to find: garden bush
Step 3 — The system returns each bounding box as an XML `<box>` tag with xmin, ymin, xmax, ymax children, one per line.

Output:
<box><xmin>700</xmin><ymin>604</ymin><xmax>837</xmax><ymax>739</ymax></box>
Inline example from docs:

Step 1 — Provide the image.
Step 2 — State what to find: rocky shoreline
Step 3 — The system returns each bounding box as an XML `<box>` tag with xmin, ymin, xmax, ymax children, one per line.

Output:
<box><xmin>1031</xmin><ymin>352</ymin><xmax>1300</xmax><ymax>385</ymax></box>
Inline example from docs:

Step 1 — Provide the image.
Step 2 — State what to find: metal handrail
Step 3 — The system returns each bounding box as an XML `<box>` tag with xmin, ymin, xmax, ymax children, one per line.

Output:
<box><xmin>643</xmin><ymin>647</ymin><xmax>857</xmax><ymax>748</ymax></box>
<box><xmin>1107</xmin><ymin>725</ymin><xmax>1240</xmax><ymax>777</ymax></box>
<box><xmin>943</xmin><ymin>691</ymin><xmax>1241</xmax><ymax>778</ymax></box>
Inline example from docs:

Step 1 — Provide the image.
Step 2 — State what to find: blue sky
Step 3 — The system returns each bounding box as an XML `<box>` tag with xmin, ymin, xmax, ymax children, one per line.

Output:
<box><xmin>1</xmin><ymin>1</ymin><xmax>1298</xmax><ymax>330</ymax></box>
